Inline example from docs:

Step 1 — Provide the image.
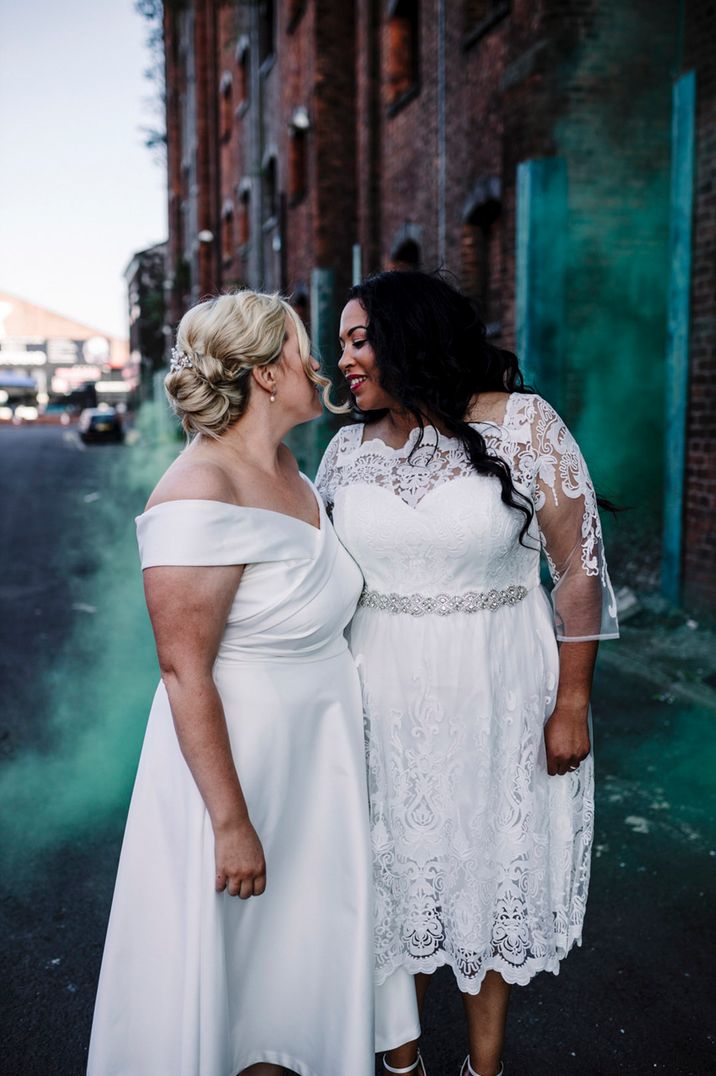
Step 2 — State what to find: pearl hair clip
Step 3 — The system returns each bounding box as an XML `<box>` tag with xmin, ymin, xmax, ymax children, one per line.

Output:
<box><xmin>170</xmin><ymin>345</ymin><xmax>193</xmax><ymax>372</ymax></box>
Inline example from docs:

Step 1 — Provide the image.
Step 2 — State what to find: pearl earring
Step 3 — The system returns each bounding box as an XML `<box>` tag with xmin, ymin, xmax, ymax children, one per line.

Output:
<box><xmin>269</xmin><ymin>391</ymin><xmax>276</xmax><ymax>402</ymax></box>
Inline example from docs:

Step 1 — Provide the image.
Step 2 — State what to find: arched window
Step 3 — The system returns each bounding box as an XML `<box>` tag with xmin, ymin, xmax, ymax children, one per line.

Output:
<box><xmin>286</xmin><ymin>0</ymin><xmax>306</xmax><ymax>33</ymax></box>
<box><xmin>464</xmin><ymin>1</ymin><xmax>509</xmax><ymax>42</ymax></box>
<box><xmin>288</xmin><ymin>107</ymin><xmax>310</xmax><ymax>204</ymax></box>
<box><xmin>462</xmin><ymin>182</ymin><xmax>502</xmax><ymax>336</ymax></box>
<box><xmin>291</xmin><ymin>285</ymin><xmax>309</xmax><ymax>328</ymax></box>
<box><xmin>238</xmin><ymin>182</ymin><xmax>251</xmax><ymax>247</ymax></box>
<box><xmin>236</xmin><ymin>37</ymin><xmax>250</xmax><ymax>114</ymax></box>
<box><xmin>219</xmin><ymin>71</ymin><xmax>233</xmax><ymax>143</ymax></box>
<box><xmin>263</xmin><ymin>155</ymin><xmax>278</xmax><ymax>224</ymax></box>
<box><xmin>386</xmin><ymin>0</ymin><xmax>420</xmax><ymax>113</ymax></box>
<box><xmin>390</xmin><ymin>238</ymin><xmax>421</xmax><ymax>271</ymax></box>
<box><xmin>221</xmin><ymin>199</ymin><xmax>235</xmax><ymax>264</ymax></box>
<box><xmin>259</xmin><ymin>0</ymin><xmax>275</xmax><ymax>67</ymax></box>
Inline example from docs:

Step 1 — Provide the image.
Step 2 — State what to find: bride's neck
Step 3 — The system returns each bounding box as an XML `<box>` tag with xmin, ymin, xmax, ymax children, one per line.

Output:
<box><xmin>192</xmin><ymin>408</ymin><xmax>287</xmax><ymax>475</ymax></box>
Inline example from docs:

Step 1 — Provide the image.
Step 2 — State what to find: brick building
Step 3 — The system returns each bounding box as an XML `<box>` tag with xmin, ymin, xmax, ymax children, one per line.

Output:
<box><xmin>124</xmin><ymin>242</ymin><xmax>167</xmax><ymax>386</ymax></box>
<box><xmin>161</xmin><ymin>0</ymin><xmax>715</xmax><ymax>610</ymax></box>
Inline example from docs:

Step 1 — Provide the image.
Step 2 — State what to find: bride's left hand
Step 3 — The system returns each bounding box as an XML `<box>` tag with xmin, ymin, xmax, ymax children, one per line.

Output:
<box><xmin>544</xmin><ymin>705</ymin><xmax>590</xmax><ymax>776</ymax></box>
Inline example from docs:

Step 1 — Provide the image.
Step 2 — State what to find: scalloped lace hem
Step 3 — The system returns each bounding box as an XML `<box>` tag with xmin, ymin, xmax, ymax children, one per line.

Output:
<box><xmin>375</xmin><ymin>932</ymin><xmax>584</xmax><ymax>994</ymax></box>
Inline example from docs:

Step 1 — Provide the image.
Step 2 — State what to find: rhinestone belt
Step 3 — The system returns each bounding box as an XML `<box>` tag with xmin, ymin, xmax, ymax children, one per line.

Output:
<box><xmin>358</xmin><ymin>584</ymin><xmax>529</xmax><ymax>616</ymax></box>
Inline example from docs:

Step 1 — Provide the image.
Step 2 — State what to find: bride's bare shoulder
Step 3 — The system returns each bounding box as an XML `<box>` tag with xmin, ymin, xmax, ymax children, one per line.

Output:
<box><xmin>145</xmin><ymin>454</ymin><xmax>237</xmax><ymax>512</ymax></box>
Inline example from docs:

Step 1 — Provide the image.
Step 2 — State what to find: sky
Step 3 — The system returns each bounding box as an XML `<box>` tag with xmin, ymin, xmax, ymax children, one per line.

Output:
<box><xmin>0</xmin><ymin>0</ymin><xmax>167</xmax><ymax>339</ymax></box>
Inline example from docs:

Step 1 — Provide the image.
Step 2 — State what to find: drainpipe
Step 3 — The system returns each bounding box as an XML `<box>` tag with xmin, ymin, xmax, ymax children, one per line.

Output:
<box><xmin>437</xmin><ymin>0</ymin><xmax>447</xmax><ymax>265</ymax></box>
<box><xmin>250</xmin><ymin>2</ymin><xmax>264</xmax><ymax>287</ymax></box>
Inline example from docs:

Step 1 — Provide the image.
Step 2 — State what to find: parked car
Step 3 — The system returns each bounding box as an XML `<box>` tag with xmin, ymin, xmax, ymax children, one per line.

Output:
<box><xmin>78</xmin><ymin>407</ymin><xmax>124</xmax><ymax>444</ymax></box>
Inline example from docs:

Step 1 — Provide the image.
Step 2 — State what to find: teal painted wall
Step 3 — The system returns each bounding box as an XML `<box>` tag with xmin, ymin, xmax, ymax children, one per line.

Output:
<box><xmin>548</xmin><ymin>0</ymin><xmax>680</xmax><ymax>583</ymax></box>
<box><xmin>516</xmin><ymin>158</ymin><xmax>568</xmax><ymax>412</ymax></box>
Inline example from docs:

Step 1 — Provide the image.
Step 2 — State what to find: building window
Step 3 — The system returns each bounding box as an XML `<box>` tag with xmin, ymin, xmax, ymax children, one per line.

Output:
<box><xmin>462</xmin><ymin>191</ymin><xmax>502</xmax><ymax>336</ymax></box>
<box><xmin>291</xmin><ymin>285</ymin><xmax>309</xmax><ymax>328</ymax></box>
<box><xmin>219</xmin><ymin>72</ymin><xmax>233</xmax><ymax>143</ymax></box>
<box><xmin>288</xmin><ymin>107</ymin><xmax>310</xmax><ymax>205</ymax></box>
<box><xmin>386</xmin><ymin>0</ymin><xmax>420</xmax><ymax>114</ymax></box>
<box><xmin>236</xmin><ymin>37</ymin><xmax>250</xmax><ymax>114</ymax></box>
<box><xmin>259</xmin><ymin>0</ymin><xmax>275</xmax><ymax>68</ymax></box>
<box><xmin>222</xmin><ymin>200</ymin><xmax>235</xmax><ymax>264</ymax></box>
<box><xmin>263</xmin><ymin>155</ymin><xmax>278</xmax><ymax>225</ymax></box>
<box><xmin>238</xmin><ymin>183</ymin><xmax>251</xmax><ymax>247</ymax></box>
<box><xmin>390</xmin><ymin>239</ymin><xmax>421</xmax><ymax>270</ymax></box>
<box><xmin>463</xmin><ymin>1</ymin><xmax>509</xmax><ymax>46</ymax></box>
<box><xmin>286</xmin><ymin>0</ymin><xmax>307</xmax><ymax>33</ymax></box>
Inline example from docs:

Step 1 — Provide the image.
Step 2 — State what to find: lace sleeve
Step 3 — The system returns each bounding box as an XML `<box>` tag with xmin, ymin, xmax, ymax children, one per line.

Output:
<box><xmin>529</xmin><ymin>397</ymin><xmax>619</xmax><ymax>643</ymax></box>
<box><xmin>314</xmin><ymin>430</ymin><xmax>342</xmax><ymax>518</ymax></box>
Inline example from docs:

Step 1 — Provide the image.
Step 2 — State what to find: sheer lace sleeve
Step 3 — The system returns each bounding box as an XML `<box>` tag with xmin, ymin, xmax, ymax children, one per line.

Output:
<box><xmin>314</xmin><ymin>430</ymin><xmax>342</xmax><ymax>517</ymax></box>
<box><xmin>528</xmin><ymin>396</ymin><xmax>619</xmax><ymax>642</ymax></box>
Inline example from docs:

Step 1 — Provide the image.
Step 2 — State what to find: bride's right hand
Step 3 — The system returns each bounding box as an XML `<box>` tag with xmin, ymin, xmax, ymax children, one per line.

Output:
<box><xmin>213</xmin><ymin>819</ymin><xmax>267</xmax><ymax>899</ymax></box>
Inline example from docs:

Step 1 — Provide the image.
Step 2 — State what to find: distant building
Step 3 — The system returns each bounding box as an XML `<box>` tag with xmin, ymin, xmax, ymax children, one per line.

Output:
<box><xmin>162</xmin><ymin>0</ymin><xmax>715</xmax><ymax>610</ymax></box>
<box><xmin>124</xmin><ymin>242</ymin><xmax>168</xmax><ymax>383</ymax></box>
<box><xmin>0</xmin><ymin>292</ymin><xmax>132</xmax><ymax>408</ymax></box>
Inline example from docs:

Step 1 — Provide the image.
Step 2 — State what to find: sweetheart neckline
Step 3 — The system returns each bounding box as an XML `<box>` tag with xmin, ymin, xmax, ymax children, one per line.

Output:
<box><xmin>138</xmin><ymin>475</ymin><xmax>324</xmax><ymax>535</ymax></box>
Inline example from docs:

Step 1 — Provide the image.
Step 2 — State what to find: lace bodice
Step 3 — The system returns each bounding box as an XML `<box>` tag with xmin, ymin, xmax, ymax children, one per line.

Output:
<box><xmin>315</xmin><ymin>393</ymin><xmax>618</xmax><ymax>642</ymax></box>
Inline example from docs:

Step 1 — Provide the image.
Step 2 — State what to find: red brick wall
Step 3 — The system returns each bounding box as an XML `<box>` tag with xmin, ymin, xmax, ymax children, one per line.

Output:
<box><xmin>378</xmin><ymin>0</ymin><xmax>439</xmax><ymax>273</ymax></box>
<box><xmin>281</xmin><ymin>1</ymin><xmax>318</xmax><ymax>301</ymax></box>
<box><xmin>683</xmin><ymin>0</ymin><xmax>716</xmax><ymax>609</ymax></box>
<box><xmin>366</xmin><ymin>0</ymin><xmax>558</xmax><ymax>349</ymax></box>
<box><xmin>312</xmin><ymin>0</ymin><xmax>357</xmax><ymax>301</ymax></box>
<box><xmin>355</xmin><ymin>0</ymin><xmax>382</xmax><ymax>275</ymax></box>
<box><xmin>162</xmin><ymin>0</ymin><xmax>715</xmax><ymax>608</ymax></box>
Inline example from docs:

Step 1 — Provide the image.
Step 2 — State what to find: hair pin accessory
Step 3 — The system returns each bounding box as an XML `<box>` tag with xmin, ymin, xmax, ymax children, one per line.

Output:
<box><xmin>170</xmin><ymin>346</ymin><xmax>193</xmax><ymax>372</ymax></box>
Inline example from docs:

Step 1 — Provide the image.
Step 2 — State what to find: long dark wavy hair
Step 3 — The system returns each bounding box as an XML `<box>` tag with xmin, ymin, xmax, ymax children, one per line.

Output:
<box><xmin>347</xmin><ymin>269</ymin><xmax>536</xmax><ymax>541</ymax></box>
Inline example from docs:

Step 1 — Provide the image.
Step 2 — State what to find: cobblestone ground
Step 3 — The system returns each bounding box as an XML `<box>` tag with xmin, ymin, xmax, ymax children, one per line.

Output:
<box><xmin>0</xmin><ymin>408</ymin><xmax>714</xmax><ymax>1076</ymax></box>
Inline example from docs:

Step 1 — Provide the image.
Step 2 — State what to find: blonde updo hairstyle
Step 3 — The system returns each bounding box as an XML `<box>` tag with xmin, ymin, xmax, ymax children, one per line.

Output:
<box><xmin>165</xmin><ymin>289</ymin><xmax>344</xmax><ymax>439</ymax></box>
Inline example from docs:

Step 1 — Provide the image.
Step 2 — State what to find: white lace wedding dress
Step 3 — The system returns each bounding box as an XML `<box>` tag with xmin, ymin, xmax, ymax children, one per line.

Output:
<box><xmin>316</xmin><ymin>393</ymin><xmax>618</xmax><ymax>1035</ymax></box>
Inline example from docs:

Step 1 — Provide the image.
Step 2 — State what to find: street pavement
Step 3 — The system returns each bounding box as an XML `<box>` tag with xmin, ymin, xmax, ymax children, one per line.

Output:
<box><xmin>0</xmin><ymin>412</ymin><xmax>714</xmax><ymax>1075</ymax></box>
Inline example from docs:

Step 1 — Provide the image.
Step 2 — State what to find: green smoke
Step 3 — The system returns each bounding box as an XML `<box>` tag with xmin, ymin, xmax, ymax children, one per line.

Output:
<box><xmin>0</xmin><ymin>399</ymin><xmax>181</xmax><ymax>889</ymax></box>
<box><xmin>551</xmin><ymin>0</ymin><xmax>680</xmax><ymax>579</ymax></box>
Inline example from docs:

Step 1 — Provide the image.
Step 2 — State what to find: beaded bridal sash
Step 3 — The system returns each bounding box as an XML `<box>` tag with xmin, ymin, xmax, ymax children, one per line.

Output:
<box><xmin>358</xmin><ymin>584</ymin><xmax>529</xmax><ymax>616</ymax></box>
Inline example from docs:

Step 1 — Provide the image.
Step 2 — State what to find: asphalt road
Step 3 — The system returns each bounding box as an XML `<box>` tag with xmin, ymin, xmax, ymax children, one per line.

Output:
<box><xmin>0</xmin><ymin>416</ymin><xmax>714</xmax><ymax>1076</ymax></box>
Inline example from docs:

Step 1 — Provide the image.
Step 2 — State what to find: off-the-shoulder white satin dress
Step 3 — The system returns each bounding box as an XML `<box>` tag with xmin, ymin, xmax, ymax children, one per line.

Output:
<box><xmin>86</xmin><ymin>481</ymin><xmax>375</xmax><ymax>1076</ymax></box>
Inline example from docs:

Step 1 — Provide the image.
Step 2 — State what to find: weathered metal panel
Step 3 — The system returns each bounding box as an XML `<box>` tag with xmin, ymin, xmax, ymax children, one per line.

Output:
<box><xmin>515</xmin><ymin>158</ymin><xmax>568</xmax><ymax>410</ymax></box>
<box><xmin>661</xmin><ymin>71</ymin><xmax>696</xmax><ymax>604</ymax></box>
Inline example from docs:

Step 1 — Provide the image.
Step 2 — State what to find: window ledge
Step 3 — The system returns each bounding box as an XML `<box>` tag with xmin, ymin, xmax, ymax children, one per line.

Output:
<box><xmin>262</xmin><ymin>215</ymin><xmax>278</xmax><ymax>233</ymax></box>
<box><xmin>259</xmin><ymin>53</ymin><xmax>276</xmax><ymax>79</ymax></box>
<box><xmin>387</xmin><ymin>82</ymin><xmax>420</xmax><ymax>118</ymax></box>
<box><xmin>463</xmin><ymin>3</ymin><xmax>509</xmax><ymax>50</ymax></box>
<box><xmin>235</xmin><ymin>100</ymin><xmax>249</xmax><ymax>120</ymax></box>
<box><xmin>287</xmin><ymin>3</ymin><xmax>307</xmax><ymax>34</ymax></box>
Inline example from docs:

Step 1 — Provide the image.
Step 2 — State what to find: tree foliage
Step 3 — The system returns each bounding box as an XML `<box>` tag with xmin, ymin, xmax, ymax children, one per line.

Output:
<box><xmin>135</xmin><ymin>0</ymin><xmax>167</xmax><ymax>164</ymax></box>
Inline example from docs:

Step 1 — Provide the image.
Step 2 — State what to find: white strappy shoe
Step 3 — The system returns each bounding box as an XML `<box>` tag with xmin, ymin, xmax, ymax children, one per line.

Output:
<box><xmin>459</xmin><ymin>1057</ymin><xmax>503</xmax><ymax>1076</ymax></box>
<box><xmin>383</xmin><ymin>1050</ymin><xmax>427</xmax><ymax>1075</ymax></box>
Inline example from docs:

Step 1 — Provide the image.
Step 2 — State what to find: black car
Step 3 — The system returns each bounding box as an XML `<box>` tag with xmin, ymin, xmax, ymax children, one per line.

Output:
<box><xmin>78</xmin><ymin>407</ymin><xmax>124</xmax><ymax>444</ymax></box>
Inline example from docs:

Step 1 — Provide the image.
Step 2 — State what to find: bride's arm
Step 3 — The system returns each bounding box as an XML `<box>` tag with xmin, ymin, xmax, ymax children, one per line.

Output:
<box><xmin>143</xmin><ymin>562</ymin><xmax>266</xmax><ymax>899</ymax></box>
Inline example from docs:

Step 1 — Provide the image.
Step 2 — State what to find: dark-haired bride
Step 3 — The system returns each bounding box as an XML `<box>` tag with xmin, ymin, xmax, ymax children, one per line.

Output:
<box><xmin>315</xmin><ymin>271</ymin><xmax>619</xmax><ymax>1076</ymax></box>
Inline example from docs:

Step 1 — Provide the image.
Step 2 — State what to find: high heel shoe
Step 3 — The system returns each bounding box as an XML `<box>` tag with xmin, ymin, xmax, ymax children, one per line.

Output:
<box><xmin>383</xmin><ymin>1050</ymin><xmax>427</xmax><ymax>1075</ymax></box>
<box><xmin>459</xmin><ymin>1057</ymin><xmax>503</xmax><ymax>1076</ymax></box>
